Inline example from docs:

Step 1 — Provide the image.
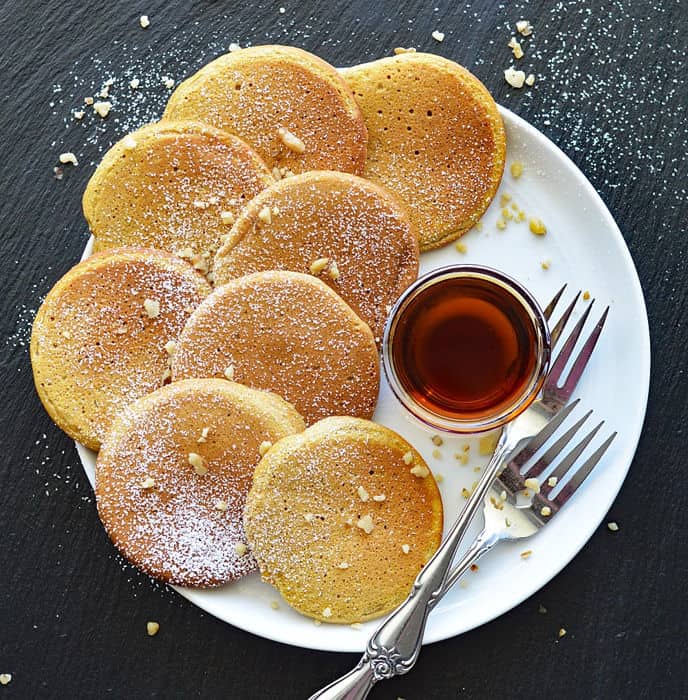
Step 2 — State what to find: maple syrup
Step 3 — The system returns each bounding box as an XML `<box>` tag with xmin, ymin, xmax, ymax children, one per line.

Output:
<box><xmin>384</xmin><ymin>267</ymin><xmax>549</xmax><ymax>431</ymax></box>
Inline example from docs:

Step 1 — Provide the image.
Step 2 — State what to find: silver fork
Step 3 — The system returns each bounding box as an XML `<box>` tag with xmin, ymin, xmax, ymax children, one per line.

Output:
<box><xmin>309</xmin><ymin>287</ymin><xmax>610</xmax><ymax>700</ymax></box>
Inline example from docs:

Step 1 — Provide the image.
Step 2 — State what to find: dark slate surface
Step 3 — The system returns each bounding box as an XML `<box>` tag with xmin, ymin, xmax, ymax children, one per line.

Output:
<box><xmin>1</xmin><ymin>0</ymin><xmax>686</xmax><ymax>697</ymax></box>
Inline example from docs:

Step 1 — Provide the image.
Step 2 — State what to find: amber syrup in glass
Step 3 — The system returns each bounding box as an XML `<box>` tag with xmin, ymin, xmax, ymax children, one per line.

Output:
<box><xmin>390</xmin><ymin>276</ymin><xmax>538</xmax><ymax>420</ymax></box>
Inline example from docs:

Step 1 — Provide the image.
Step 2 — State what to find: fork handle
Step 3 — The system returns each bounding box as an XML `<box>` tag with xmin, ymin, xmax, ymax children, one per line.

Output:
<box><xmin>308</xmin><ymin>438</ymin><xmax>512</xmax><ymax>700</ymax></box>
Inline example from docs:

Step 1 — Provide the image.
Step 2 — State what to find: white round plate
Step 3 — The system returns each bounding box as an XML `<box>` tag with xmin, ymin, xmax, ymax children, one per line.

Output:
<box><xmin>77</xmin><ymin>106</ymin><xmax>650</xmax><ymax>652</ymax></box>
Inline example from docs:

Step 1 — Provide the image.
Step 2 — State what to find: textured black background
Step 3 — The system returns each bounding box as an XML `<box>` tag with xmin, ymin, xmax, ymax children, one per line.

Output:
<box><xmin>1</xmin><ymin>0</ymin><xmax>686</xmax><ymax>698</ymax></box>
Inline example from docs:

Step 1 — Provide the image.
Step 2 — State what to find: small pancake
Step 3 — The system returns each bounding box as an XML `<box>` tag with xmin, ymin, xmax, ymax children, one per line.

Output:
<box><xmin>163</xmin><ymin>45</ymin><xmax>367</xmax><ymax>176</ymax></box>
<box><xmin>82</xmin><ymin>120</ymin><xmax>274</xmax><ymax>269</ymax></box>
<box><xmin>342</xmin><ymin>53</ymin><xmax>506</xmax><ymax>250</ymax></box>
<box><xmin>96</xmin><ymin>379</ymin><xmax>305</xmax><ymax>587</ymax></box>
<box><xmin>244</xmin><ymin>417</ymin><xmax>443</xmax><ymax>623</ymax></box>
<box><xmin>30</xmin><ymin>248</ymin><xmax>211</xmax><ymax>451</ymax></box>
<box><xmin>171</xmin><ymin>271</ymin><xmax>379</xmax><ymax>425</ymax></box>
<box><xmin>213</xmin><ymin>171</ymin><xmax>419</xmax><ymax>341</ymax></box>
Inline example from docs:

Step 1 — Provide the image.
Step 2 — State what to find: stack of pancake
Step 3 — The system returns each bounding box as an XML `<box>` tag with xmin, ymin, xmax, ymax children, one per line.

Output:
<box><xmin>31</xmin><ymin>45</ymin><xmax>505</xmax><ymax>623</ymax></box>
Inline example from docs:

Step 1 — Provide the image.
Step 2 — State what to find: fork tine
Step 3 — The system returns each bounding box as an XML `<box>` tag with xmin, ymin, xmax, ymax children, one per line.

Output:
<box><xmin>546</xmin><ymin>300</ymin><xmax>594</xmax><ymax>388</ymax></box>
<box><xmin>549</xmin><ymin>291</ymin><xmax>581</xmax><ymax>349</ymax></box>
<box><xmin>552</xmin><ymin>431</ymin><xmax>617</xmax><ymax>506</ymax></box>
<box><xmin>560</xmin><ymin>306</ymin><xmax>609</xmax><ymax>397</ymax></box>
<box><xmin>543</xmin><ymin>283</ymin><xmax>567</xmax><ymax>322</ymax></box>
<box><xmin>510</xmin><ymin>399</ymin><xmax>580</xmax><ymax>469</ymax></box>
<box><xmin>538</xmin><ymin>420</ymin><xmax>604</xmax><ymax>498</ymax></box>
<box><xmin>522</xmin><ymin>410</ymin><xmax>593</xmax><ymax>480</ymax></box>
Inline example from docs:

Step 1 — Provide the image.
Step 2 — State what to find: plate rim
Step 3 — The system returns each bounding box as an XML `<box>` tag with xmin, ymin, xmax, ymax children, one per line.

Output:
<box><xmin>75</xmin><ymin>104</ymin><xmax>651</xmax><ymax>652</ymax></box>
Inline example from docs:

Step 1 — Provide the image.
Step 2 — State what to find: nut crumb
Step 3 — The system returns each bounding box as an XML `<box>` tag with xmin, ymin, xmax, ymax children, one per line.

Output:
<box><xmin>504</xmin><ymin>67</ymin><xmax>526</xmax><ymax>88</ymax></box>
<box><xmin>524</xmin><ymin>477</ymin><xmax>540</xmax><ymax>493</ymax></box>
<box><xmin>146</xmin><ymin>621</ymin><xmax>159</xmax><ymax>636</ymax></box>
<box><xmin>401</xmin><ymin>544</ymin><xmax>410</xmax><ymax>554</ymax></box>
<box><xmin>193</xmin><ymin>199</ymin><xmax>208</xmax><ymax>209</ymax></box>
<box><xmin>229</xmin><ymin>42</ymin><xmax>241</xmax><ymax>52</ymax></box>
<box><xmin>129</xmin><ymin>78</ymin><xmax>140</xmax><ymax>89</ymax></box>
<box><xmin>470</xmin><ymin>564</ymin><xmax>479</xmax><ymax>572</ymax></box>
<box><xmin>583</xmin><ymin>290</ymin><xmax>591</xmax><ymax>300</ymax></box>
<box><xmin>516</xmin><ymin>20</ymin><xmax>533</xmax><ymax>36</ymax></box>
<box><xmin>303</xmin><ymin>513</ymin><xmax>315</xmax><ymax>523</ymax></box>
<box><xmin>162</xmin><ymin>76</ymin><xmax>175</xmax><ymax>89</ymax></box>
<box><xmin>547</xmin><ymin>476</ymin><xmax>558</xmax><ymax>487</ymax></box>
<box><xmin>188</xmin><ymin>453</ymin><xmax>208</xmax><ymax>476</ymax></box>
<box><xmin>541</xmin><ymin>259</ymin><xmax>551</xmax><ymax>270</ymax></box>
<box><xmin>431</xmin><ymin>30</ymin><xmax>445</xmax><ymax>42</ymax></box>
<box><xmin>220</xmin><ymin>210</ymin><xmax>235</xmax><ymax>226</ymax></box>
<box><xmin>510</xmin><ymin>161</ymin><xmax>524</xmax><ymax>178</ymax></box>
<box><xmin>59</xmin><ymin>152</ymin><xmax>78</xmax><ymax>166</ymax></box>
<box><xmin>198</xmin><ymin>427</ymin><xmax>210</xmax><ymax>443</ymax></box>
<box><xmin>84</xmin><ymin>96</ymin><xmax>94</xmax><ymax>105</ymax></box>
<box><xmin>529</xmin><ymin>218</ymin><xmax>547</xmax><ymax>235</ymax></box>
<box><xmin>122</xmin><ymin>135</ymin><xmax>137</xmax><ymax>150</ymax></box>
<box><xmin>432</xmin><ymin>448</ymin><xmax>441</xmax><ymax>459</ymax></box>
<box><xmin>139</xmin><ymin>15</ymin><xmax>150</xmax><ymax>28</ymax></box>
<box><xmin>431</xmin><ymin>434</ymin><xmax>444</xmax><ymax>446</ymax></box>
<box><xmin>270</xmin><ymin>600</ymin><xmax>280</xmax><ymax>610</ymax></box>
<box><xmin>350</xmin><ymin>622</ymin><xmax>363</xmax><ymax>630</ymax></box>
<box><xmin>479</xmin><ymin>433</ymin><xmax>499</xmax><ymax>456</ymax></box>
<box><xmin>402</xmin><ymin>450</ymin><xmax>414</xmax><ymax>465</ymax></box>
<box><xmin>328</xmin><ymin>260</ymin><xmax>340</xmax><ymax>280</ymax></box>
<box><xmin>558</xmin><ymin>627</ymin><xmax>567</xmax><ymax>638</ymax></box>
<box><xmin>259</xmin><ymin>440</ymin><xmax>273</xmax><ymax>456</ymax></box>
<box><xmin>455</xmin><ymin>242</ymin><xmax>468</xmax><ymax>253</ymax></box>
<box><xmin>234</xmin><ymin>542</ymin><xmax>248</xmax><ymax>556</ymax></box>
<box><xmin>258</xmin><ymin>205</ymin><xmax>272</xmax><ymax>224</ymax></box>
<box><xmin>357</xmin><ymin>485</ymin><xmax>370</xmax><ymax>502</ymax></box>
<box><xmin>520</xmin><ymin>549</ymin><xmax>533</xmax><ymax>559</ymax></box>
<box><xmin>372</xmin><ymin>494</ymin><xmax>386</xmax><ymax>502</ymax></box>
<box><xmin>538</xmin><ymin>604</ymin><xmax>548</xmax><ymax>614</ymax></box>
<box><xmin>322</xmin><ymin>607</ymin><xmax>333</xmax><ymax>618</ymax></box>
<box><xmin>164</xmin><ymin>340</ymin><xmax>177</xmax><ymax>355</ymax></box>
<box><xmin>394</xmin><ymin>47</ymin><xmax>416</xmax><ymax>54</ymax></box>
<box><xmin>74</xmin><ymin>110</ymin><xmax>85</xmax><ymax>120</ymax></box>
<box><xmin>540</xmin><ymin>506</ymin><xmax>552</xmax><ymax>517</ymax></box>
<box><xmin>607</xmin><ymin>521</ymin><xmax>619</xmax><ymax>532</ymax></box>
<box><xmin>525</xmin><ymin>73</ymin><xmax>535</xmax><ymax>86</ymax></box>
<box><xmin>356</xmin><ymin>514</ymin><xmax>375</xmax><ymax>534</ymax></box>
<box><xmin>277</xmin><ymin>127</ymin><xmax>306</xmax><ymax>154</ymax></box>
<box><xmin>435</xmin><ymin>473</ymin><xmax>444</xmax><ymax>483</ymax></box>
<box><xmin>337</xmin><ymin>561</ymin><xmax>349</xmax><ymax>569</ymax></box>
<box><xmin>410</xmin><ymin>464</ymin><xmax>430</xmax><ymax>478</ymax></box>
<box><xmin>313</xmin><ymin>619</ymin><xmax>322</xmax><ymax>626</ymax></box>
<box><xmin>93</xmin><ymin>101</ymin><xmax>112</xmax><ymax>118</ymax></box>
<box><xmin>496</xmin><ymin>218</ymin><xmax>507</xmax><ymax>231</ymax></box>
<box><xmin>143</xmin><ymin>298</ymin><xmax>160</xmax><ymax>318</ymax></box>
<box><xmin>508</xmin><ymin>37</ymin><xmax>524</xmax><ymax>59</ymax></box>
<box><xmin>224</xmin><ymin>365</ymin><xmax>235</xmax><ymax>380</ymax></box>
<box><xmin>309</xmin><ymin>257</ymin><xmax>329</xmax><ymax>275</ymax></box>
<box><xmin>140</xmin><ymin>477</ymin><xmax>155</xmax><ymax>489</ymax></box>
<box><xmin>214</xmin><ymin>500</ymin><xmax>228</xmax><ymax>512</ymax></box>
<box><xmin>461</xmin><ymin>487</ymin><xmax>471</xmax><ymax>499</ymax></box>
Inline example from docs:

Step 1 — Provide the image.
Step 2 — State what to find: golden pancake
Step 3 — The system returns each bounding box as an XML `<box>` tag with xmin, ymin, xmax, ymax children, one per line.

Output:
<box><xmin>244</xmin><ymin>417</ymin><xmax>443</xmax><ymax>623</ymax></box>
<box><xmin>342</xmin><ymin>53</ymin><xmax>506</xmax><ymax>250</ymax></box>
<box><xmin>30</xmin><ymin>248</ymin><xmax>211</xmax><ymax>451</ymax></box>
<box><xmin>82</xmin><ymin>121</ymin><xmax>274</xmax><ymax>271</ymax></box>
<box><xmin>96</xmin><ymin>379</ymin><xmax>305</xmax><ymax>587</ymax></box>
<box><xmin>213</xmin><ymin>171</ymin><xmax>419</xmax><ymax>342</ymax></box>
<box><xmin>163</xmin><ymin>45</ymin><xmax>367</xmax><ymax>176</ymax></box>
<box><xmin>171</xmin><ymin>271</ymin><xmax>379</xmax><ymax>425</ymax></box>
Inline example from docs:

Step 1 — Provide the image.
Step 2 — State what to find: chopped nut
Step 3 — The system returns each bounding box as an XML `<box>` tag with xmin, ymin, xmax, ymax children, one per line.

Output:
<box><xmin>258</xmin><ymin>205</ymin><xmax>272</xmax><ymax>224</ymax></box>
<box><xmin>143</xmin><ymin>298</ymin><xmax>160</xmax><ymax>318</ymax></box>
<box><xmin>540</xmin><ymin>506</ymin><xmax>552</xmax><ymax>517</ymax></box>
<box><xmin>435</xmin><ymin>473</ymin><xmax>444</xmax><ymax>483</ymax></box>
<box><xmin>538</xmin><ymin>604</ymin><xmax>548</xmax><ymax>614</ymax></box>
<box><xmin>529</xmin><ymin>217</ymin><xmax>547</xmax><ymax>235</ymax></box>
<box><xmin>313</xmin><ymin>620</ymin><xmax>322</xmax><ymax>626</ymax></box>
<box><xmin>141</xmin><ymin>477</ymin><xmax>155</xmax><ymax>489</ymax></box>
<box><xmin>164</xmin><ymin>340</ymin><xmax>177</xmax><ymax>355</ymax></box>
<box><xmin>224</xmin><ymin>365</ymin><xmax>235</xmax><ymax>380</ymax></box>
<box><xmin>558</xmin><ymin>627</ymin><xmax>567</xmax><ymax>638</ymax></box>
<box><xmin>357</xmin><ymin>485</ymin><xmax>370</xmax><ymax>502</ymax></box>
<box><xmin>541</xmin><ymin>260</ymin><xmax>551</xmax><ymax>270</ymax></box>
<box><xmin>193</xmin><ymin>199</ymin><xmax>208</xmax><ymax>209</ymax></box>
<box><xmin>303</xmin><ymin>512</ymin><xmax>315</xmax><ymax>523</ymax></box>
<box><xmin>431</xmin><ymin>30</ymin><xmax>445</xmax><ymax>42</ymax></box>
<box><xmin>356</xmin><ymin>514</ymin><xmax>375</xmax><ymax>534</ymax></box>
<box><xmin>62</xmin><ymin>330</ymin><xmax>72</xmax><ymax>339</ymax></box>
<box><xmin>432</xmin><ymin>448</ymin><xmax>441</xmax><ymax>459</ymax></box>
<box><xmin>461</xmin><ymin>487</ymin><xmax>471</xmax><ymax>499</ymax></box>
<box><xmin>402</xmin><ymin>450</ymin><xmax>414</xmax><ymax>465</ymax></box>
<box><xmin>146</xmin><ymin>621</ymin><xmax>159</xmax><ymax>636</ymax></box>
<box><xmin>234</xmin><ymin>542</ymin><xmax>248</xmax><ymax>556</ymax></box>
<box><xmin>508</xmin><ymin>37</ymin><xmax>524</xmax><ymax>59</ymax></box>
<box><xmin>322</xmin><ymin>607</ymin><xmax>333</xmax><ymax>618</ymax></box>
<box><xmin>479</xmin><ymin>432</ymin><xmax>499</xmax><ymax>456</ymax></box>
<box><xmin>309</xmin><ymin>257</ymin><xmax>329</xmax><ymax>275</ymax></box>
<box><xmin>583</xmin><ymin>290</ymin><xmax>591</xmax><ymax>300</ymax></box>
<box><xmin>470</xmin><ymin>564</ymin><xmax>479</xmax><ymax>572</ymax></box>
<box><xmin>510</xmin><ymin>161</ymin><xmax>524</xmax><ymax>178</ymax></box>
<box><xmin>93</xmin><ymin>101</ymin><xmax>112</xmax><ymax>118</ymax></box>
<box><xmin>84</xmin><ymin>96</ymin><xmax>94</xmax><ymax>105</ymax></box>
<box><xmin>214</xmin><ymin>500</ymin><xmax>228</xmax><ymax>512</ymax></box>
<box><xmin>59</xmin><ymin>152</ymin><xmax>78</xmax><ymax>166</ymax></box>
<box><xmin>139</xmin><ymin>15</ymin><xmax>150</xmax><ymax>28</ymax></box>
<box><xmin>431</xmin><ymin>434</ymin><xmax>444</xmax><ymax>446</ymax></box>
<box><xmin>496</xmin><ymin>218</ymin><xmax>507</xmax><ymax>231</ymax></box>
<box><xmin>336</xmin><ymin>561</ymin><xmax>349</xmax><ymax>569</ymax></box>
<box><xmin>74</xmin><ymin>110</ymin><xmax>85</xmax><ymax>120</ymax></box>
<box><xmin>516</xmin><ymin>20</ymin><xmax>533</xmax><ymax>36</ymax></box>
<box><xmin>270</xmin><ymin>600</ymin><xmax>280</xmax><ymax>610</ymax></box>
<box><xmin>410</xmin><ymin>464</ymin><xmax>430</xmax><ymax>478</ymax></box>
<box><xmin>504</xmin><ymin>67</ymin><xmax>526</xmax><ymax>88</ymax></box>
<box><xmin>372</xmin><ymin>494</ymin><xmax>386</xmax><ymax>502</ymax></box>
<box><xmin>525</xmin><ymin>73</ymin><xmax>536</xmax><ymax>86</ymax></box>
<box><xmin>229</xmin><ymin>42</ymin><xmax>241</xmax><ymax>52</ymax></box>
<box><xmin>328</xmin><ymin>260</ymin><xmax>340</xmax><ymax>280</ymax></box>
<box><xmin>220</xmin><ymin>210</ymin><xmax>235</xmax><ymax>226</ymax></box>
<box><xmin>259</xmin><ymin>440</ymin><xmax>273</xmax><ymax>456</ymax></box>
<box><xmin>502</xmin><ymin>207</ymin><xmax>514</xmax><ymax>221</ymax></box>
<box><xmin>607</xmin><ymin>521</ymin><xmax>619</xmax><ymax>532</ymax></box>
<box><xmin>520</xmin><ymin>549</ymin><xmax>533</xmax><ymax>559</ymax></box>
<box><xmin>401</xmin><ymin>544</ymin><xmax>410</xmax><ymax>554</ymax></box>
<box><xmin>122</xmin><ymin>134</ymin><xmax>137</xmax><ymax>150</ymax></box>
<box><xmin>188</xmin><ymin>453</ymin><xmax>208</xmax><ymax>476</ymax></box>
<box><xmin>162</xmin><ymin>76</ymin><xmax>175</xmax><ymax>89</ymax></box>
<box><xmin>547</xmin><ymin>476</ymin><xmax>558</xmax><ymax>487</ymax></box>
<box><xmin>129</xmin><ymin>78</ymin><xmax>140</xmax><ymax>89</ymax></box>
<box><xmin>277</xmin><ymin>127</ymin><xmax>306</xmax><ymax>154</ymax></box>
<box><xmin>394</xmin><ymin>47</ymin><xmax>417</xmax><ymax>54</ymax></box>
<box><xmin>524</xmin><ymin>477</ymin><xmax>540</xmax><ymax>493</ymax></box>
<box><xmin>350</xmin><ymin>622</ymin><xmax>363</xmax><ymax>630</ymax></box>
<box><xmin>198</xmin><ymin>427</ymin><xmax>210</xmax><ymax>443</ymax></box>
<box><xmin>455</xmin><ymin>242</ymin><xmax>468</xmax><ymax>254</ymax></box>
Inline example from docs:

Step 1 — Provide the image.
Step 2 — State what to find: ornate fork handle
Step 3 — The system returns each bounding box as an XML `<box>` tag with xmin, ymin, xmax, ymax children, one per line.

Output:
<box><xmin>308</xmin><ymin>438</ymin><xmax>512</xmax><ymax>700</ymax></box>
